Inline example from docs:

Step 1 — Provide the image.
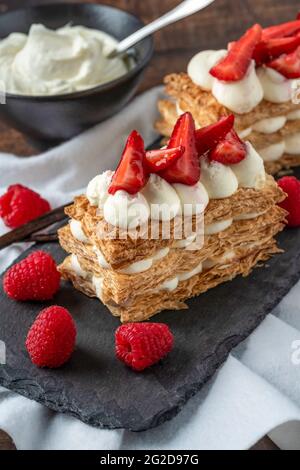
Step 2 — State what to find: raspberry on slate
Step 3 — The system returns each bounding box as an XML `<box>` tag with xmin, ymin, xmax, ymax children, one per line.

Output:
<box><xmin>3</xmin><ymin>250</ymin><xmax>60</xmax><ymax>301</ymax></box>
<box><xmin>278</xmin><ymin>176</ymin><xmax>300</xmax><ymax>228</ymax></box>
<box><xmin>115</xmin><ymin>323</ymin><xmax>174</xmax><ymax>372</ymax></box>
<box><xmin>26</xmin><ymin>306</ymin><xmax>76</xmax><ymax>368</ymax></box>
<box><xmin>0</xmin><ymin>184</ymin><xmax>51</xmax><ymax>229</ymax></box>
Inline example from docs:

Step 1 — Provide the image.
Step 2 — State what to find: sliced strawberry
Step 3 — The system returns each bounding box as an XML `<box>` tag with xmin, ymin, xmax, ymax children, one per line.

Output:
<box><xmin>145</xmin><ymin>146</ymin><xmax>184</xmax><ymax>173</ymax></box>
<box><xmin>108</xmin><ymin>130</ymin><xmax>148</xmax><ymax>195</ymax></box>
<box><xmin>159</xmin><ymin>112</ymin><xmax>200</xmax><ymax>186</ymax></box>
<box><xmin>262</xmin><ymin>20</ymin><xmax>300</xmax><ymax>40</ymax></box>
<box><xmin>254</xmin><ymin>34</ymin><xmax>300</xmax><ymax>65</ymax></box>
<box><xmin>210</xmin><ymin>24</ymin><xmax>262</xmax><ymax>81</ymax></box>
<box><xmin>195</xmin><ymin>115</ymin><xmax>235</xmax><ymax>156</ymax></box>
<box><xmin>298</xmin><ymin>13</ymin><xmax>300</xmax><ymax>21</ymax></box>
<box><xmin>209</xmin><ymin>129</ymin><xmax>247</xmax><ymax>165</ymax></box>
<box><xmin>267</xmin><ymin>45</ymin><xmax>300</xmax><ymax>78</ymax></box>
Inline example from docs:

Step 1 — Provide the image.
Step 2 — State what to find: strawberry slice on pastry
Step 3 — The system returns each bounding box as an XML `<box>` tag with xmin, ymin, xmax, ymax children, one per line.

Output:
<box><xmin>159</xmin><ymin>112</ymin><xmax>200</xmax><ymax>186</ymax></box>
<box><xmin>210</xmin><ymin>24</ymin><xmax>262</xmax><ymax>81</ymax></box>
<box><xmin>195</xmin><ymin>115</ymin><xmax>235</xmax><ymax>156</ymax></box>
<box><xmin>209</xmin><ymin>129</ymin><xmax>247</xmax><ymax>165</ymax></box>
<box><xmin>254</xmin><ymin>34</ymin><xmax>300</xmax><ymax>65</ymax></box>
<box><xmin>108</xmin><ymin>130</ymin><xmax>148</xmax><ymax>195</ymax></box>
<box><xmin>267</xmin><ymin>45</ymin><xmax>300</xmax><ymax>78</ymax></box>
<box><xmin>145</xmin><ymin>146</ymin><xmax>184</xmax><ymax>173</ymax></box>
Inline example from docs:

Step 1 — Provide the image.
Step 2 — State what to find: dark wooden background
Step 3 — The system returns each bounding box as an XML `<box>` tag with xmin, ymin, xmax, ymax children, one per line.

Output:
<box><xmin>1</xmin><ymin>0</ymin><xmax>298</xmax><ymax>450</ymax></box>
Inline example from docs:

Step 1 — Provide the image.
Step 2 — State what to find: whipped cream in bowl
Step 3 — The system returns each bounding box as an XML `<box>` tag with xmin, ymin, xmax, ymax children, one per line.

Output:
<box><xmin>0</xmin><ymin>3</ymin><xmax>154</xmax><ymax>141</ymax></box>
<box><xmin>0</xmin><ymin>24</ymin><xmax>132</xmax><ymax>96</ymax></box>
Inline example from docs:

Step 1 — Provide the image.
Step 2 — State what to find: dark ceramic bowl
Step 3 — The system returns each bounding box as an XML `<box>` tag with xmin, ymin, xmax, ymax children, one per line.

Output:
<box><xmin>0</xmin><ymin>3</ymin><xmax>153</xmax><ymax>144</ymax></box>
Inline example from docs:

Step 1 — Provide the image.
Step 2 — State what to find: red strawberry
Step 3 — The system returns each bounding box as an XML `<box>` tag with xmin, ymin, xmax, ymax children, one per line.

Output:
<box><xmin>278</xmin><ymin>176</ymin><xmax>300</xmax><ymax>227</ymax></box>
<box><xmin>145</xmin><ymin>146</ymin><xmax>184</xmax><ymax>173</ymax></box>
<box><xmin>254</xmin><ymin>35</ymin><xmax>300</xmax><ymax>65</ymax></box>
<box><xmin>159</xmin><ymin>112</ymin><xmax>200</xmax><ymax>185</ymax></box>
<box><xmin>115</xmin><ymin>323</ymin><xmax>174</xmax><ymax>372</ymax></box>
<box><xmin>3</xmin><ymin>250</ymin><xmax>60</xmax><ymax>301</ymax></box>
<box><xmin>0</xmin><ymin>184</ymin><xmax>51</xmax><ymax>229</ymax></box>
<box><xmin>195</xmin><ymin>115</ymin><xmax>235</xmax><ymax>156</ymax></box>
<box><xmin>268</xmin><ymin>45</ymin><xmax>300</xmax><ymax>78</ymax></box>
<box><xmin>210</xmin><ymin>24</ymin><xmax>262</xmax><ymax>81</ymax></box>
<box><xmin>26</xmin><ymin>306</ymin><xmax>76</xmax><ymax>368</ymax></box>
<box><xmin>209</xmin><ymin>129</ymin><xmax>247</xmax><ymax>165</ymax></box>
<box><xmin>108</xmin><ymin>130</ymin><xmax>148</xmax><ymax>195</ymax></box>
<box><xmin>262</xmin><ymin>20</ymin><xmax>300</xmax><ymax>40</ymax></box>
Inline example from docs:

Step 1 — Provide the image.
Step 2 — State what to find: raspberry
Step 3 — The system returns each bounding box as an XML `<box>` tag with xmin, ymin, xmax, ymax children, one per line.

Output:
<box><xmin>278</xmin><ymin>176</ymin><xmax>300</xmax><ymax>227</ymax></box>
<box><xmin>3</xmin><ymin>250</ymin><xmax>60</xmax><ymax>301</ymax></box>
<box><xmin>115</xmin><ymin>323</ymin><xmax>174</xmax><ymax>372</ymax></box>
<box><xmin>25</xmin><ymin>306</ymin><xmax>76</xmax><ymax>368</ymax></box>
<box><xmin>0</xmin><ymin>184</ymin><xmax>51</xmax><ymax>228</ymax></box>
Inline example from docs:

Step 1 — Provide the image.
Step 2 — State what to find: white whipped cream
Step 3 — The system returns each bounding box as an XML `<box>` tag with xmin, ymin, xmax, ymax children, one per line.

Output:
<box><xmin>177</xmin><ymin>262</ymin><xmax>203</xmax><ymax>281</ymax></box>
<box><xmin>153</xmin><ymin>247</ymin><xmax>170</xmax><ymax>260</ymax></box>
<box><xmin>212</xmin><ymin>61</ymin><xmax>264</xmax><ymax>114</ymax></box>
<box><xmin>103</xmin><ymin>190</ymin><xmax>150</xmax><ymax>229</ymax></box>
<box><xmin>117</xmin><ymin>247</ymin><xmax>170</xmax><ymax>275</ymax></box>
<box><xmin>187</xmin><ymin>49</ymin><xmax>227</xmax><ymax>91</ymax></box>
<box><xmin>69</xmin><ymin>219</ymin><xmax>89</xmax><ymax>243</ymax></box>
<box><xmin>205</xmin><ymin>219</ymin><xmax>233</xmax><ymax>235</ymax></box>
<box><xmin>86</xmin><ymin>171</ymin><xmax>114</xmax><ymax>207</ymax></box>
<box><xmin>287</xmin><ymin>109</ymin><xmax>300</xmax><ymax>121</ymax></box>
<box><xmin>234</xmin><ymin>210</ymin><xmax>266</xmax><ymax>221</ymax></box>
<box><xmin>203</xmin><ymin>250</ymin><xmax>236</xmax><ymax>269</ymax></box>
<box><xmin>160</xmin><ymin>277</ymin><xmax>179</xmax><ymax>292</ymax></box>
<box><xmin>118</xmin><ymin>258</ymin><xmax>153</xmax><ymax>275</ymax></box>
<box><xmin>256</xmin><ymin>66</ymin><xmax>293</xmax><ymax>103</ymax></box>
<box><xmin>238</xmin><ymin>127</ymin><xmax>253</xmax><ymax>139</ymax></box>
<box><xmin>173</xmin><ymin>181</ymin><xmax>209</xmax><ymax>215</ymax></box>
<box><xmin>252</xmin><ymin>116</ymin><xmax>287</xmax><ymax>134</ymax></box>
<box><xmin>92</xmin><ymin>276</ymin><xmax>104</xmax><ymax>299</ymax></box>
<box><xmin>174</xmin><ymin>234</ymin><xmax>197</xmax><ymax>249</ymax></box>
<box><xmin>70</xmin><ymin>254</ymin><xmax>88</xmax><ymax>279</ymax></box>
<box><xmin>141</xmin><ymin>174</ymin><xmax>181</xmax><ymax>221</ymax></box>
<box><xmin>93</xmin><ymin>247</ymin><xmax>110</xmax><ymax>269</ymax></box>
<box><xmin>0</xmin><ymin>24</ymin><xmax>130</xmax><ymax>96</ymax></box>
<box><xmin>285</xmin><ymin>133</ymin><xmax>300</xmax><ymax>155</ymax></box>
<box><xmin>259</xmin><ymin>141</ymin><xmax>286</xmax><ymax>162</ymax></box>
<box><xmin>200</xmin><ymin>157</ymin><xmax>238</xmax><ymax>199</ymax></box>
<box><xmin>231</xmin><ymin>142</ymin><xmax>266</xmax><ymax>189</ymax></box>
<box><xmin>176</xmin><ymin>102</ymin><xmax>185</xmax><ymax>116</ymax></box>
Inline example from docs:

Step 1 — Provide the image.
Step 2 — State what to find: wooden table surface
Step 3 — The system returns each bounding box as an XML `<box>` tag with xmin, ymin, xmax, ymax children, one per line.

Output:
<box><xmin>0</xmin><ymin>0</ymin><xmax>297</xmax><ymax>450</ymax></box>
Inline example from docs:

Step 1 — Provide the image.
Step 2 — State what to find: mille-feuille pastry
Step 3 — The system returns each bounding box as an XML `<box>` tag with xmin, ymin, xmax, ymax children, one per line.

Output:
<box><xmin>58</xmin><ymin>112</ymin><xmax>287</xmax><ymax>323</ymax></box>
<box><xmin>156</xmin><ymin>17</ymin><xmax>300</xmax><ymax>175</ymax></box>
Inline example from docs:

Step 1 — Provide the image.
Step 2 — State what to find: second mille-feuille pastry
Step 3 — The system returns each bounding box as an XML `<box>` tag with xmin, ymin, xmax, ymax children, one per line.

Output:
<box><xmin>156</xmin><ymin>16</ymin><xmax>300</xmax><ymax>174</ymax></box>
<box><xmin>58</xmin><ymin>113</ymin><xmax>286</xmax><ymax>323</ymax></box>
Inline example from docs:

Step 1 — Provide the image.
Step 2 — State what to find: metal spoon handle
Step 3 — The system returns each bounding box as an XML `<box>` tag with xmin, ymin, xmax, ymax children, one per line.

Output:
<box><xmin>109</xmin><ymin>0</ymin><xmax>215</xmax><ymax>57</ymax></box>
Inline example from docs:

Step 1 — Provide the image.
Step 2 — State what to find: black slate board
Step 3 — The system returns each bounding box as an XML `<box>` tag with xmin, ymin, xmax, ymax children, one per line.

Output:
<box><xmin>0</xmin><ymin>208</ymin><xmax>300</xmax><ymax>431</ymax></box>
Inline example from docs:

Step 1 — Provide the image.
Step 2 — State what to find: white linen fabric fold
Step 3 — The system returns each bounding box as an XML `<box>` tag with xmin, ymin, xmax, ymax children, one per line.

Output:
<box><xmin>0</xmin><ymin>86</ymin><xmax>300</xmax><ymax>450</ymax></box>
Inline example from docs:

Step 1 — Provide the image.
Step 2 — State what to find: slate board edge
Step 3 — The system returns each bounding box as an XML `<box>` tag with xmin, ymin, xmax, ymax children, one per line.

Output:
<box><xmin>1</xmin><ymin>243</ymin><xmax>300</xmax><ymax>432</ymax></box>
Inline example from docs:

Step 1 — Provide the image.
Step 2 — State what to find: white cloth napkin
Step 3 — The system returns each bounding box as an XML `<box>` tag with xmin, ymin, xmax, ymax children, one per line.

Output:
<box><xmin>0</xmin><ymin>86</ymin><xmax>300</xmax><ymax>450</ymax></box>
